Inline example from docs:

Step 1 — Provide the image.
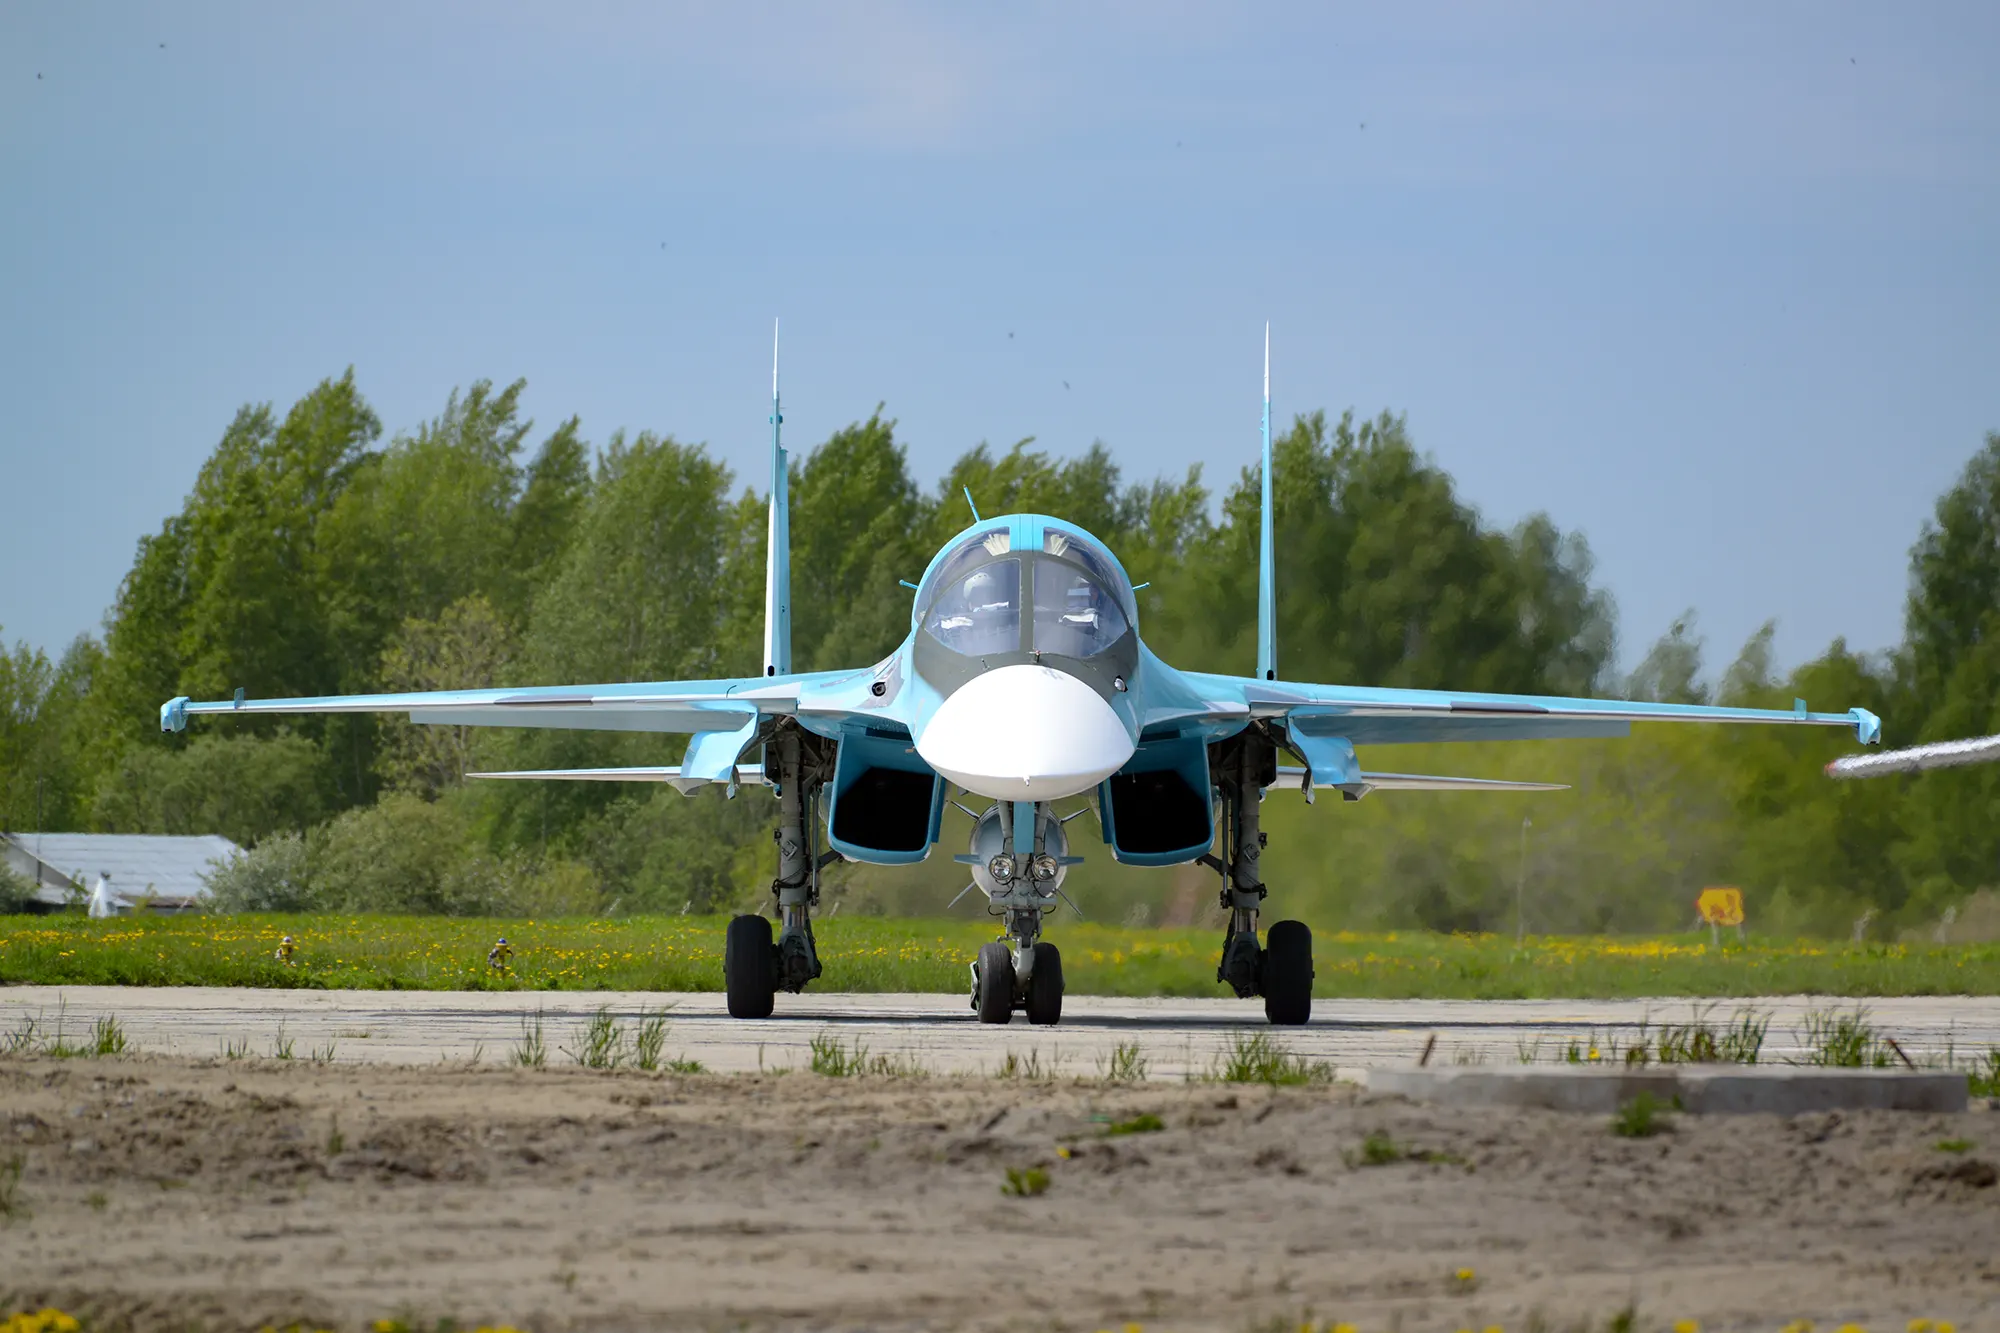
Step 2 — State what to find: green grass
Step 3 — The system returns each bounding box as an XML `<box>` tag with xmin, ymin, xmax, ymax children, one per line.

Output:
<box><xmin>1</xmin><ymin>913</ymin><xmax>1996</xmax><ymax>998</ymax></box>
<box><xmin>1611</xmin><ymin>1092</ymin><xmax>1674</xmax><ymax>1138</ymax></box>
<box><xmin>1969</xmin><ymin>1049</ymin><xmax>2000</xmax><ymax>1098</ymax></box>
<box><xmin>1000</xmin><ymin>1165</ymin><xmax>1049</xmax><ymax>1197</ymax></box>
<box><xmin>1210</xmin><ymin>1031</ymin><xmax>1335</xmax><ymax>1085</ymax></box>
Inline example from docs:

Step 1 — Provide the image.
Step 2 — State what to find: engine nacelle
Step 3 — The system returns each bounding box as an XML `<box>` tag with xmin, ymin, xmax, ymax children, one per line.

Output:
<box><xmin>1098</xmin><ymin>733</ymin><xmax>1213</xmax><ymax>866</ymax></box>
<box><xmin>824</xmin><ymin>729</ymin><xmax>945</xmax><ymax>865</ymax></box>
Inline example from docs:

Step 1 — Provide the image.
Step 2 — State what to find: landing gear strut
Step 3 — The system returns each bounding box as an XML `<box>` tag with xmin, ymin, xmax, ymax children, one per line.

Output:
<box><xmin>968</xmin><ymin>800</ymin><xmax>1069</xmax><ymax>1026</ymax></box>
<box><xmin>725</xmin><ymin>724</ymin><xmax>830</xmax><ymax>1019</ymax></box>
<box><xmin>1212</xmin><ymin>729</ymin><xmax>1314</xmax><ymax>1025</ymax></box>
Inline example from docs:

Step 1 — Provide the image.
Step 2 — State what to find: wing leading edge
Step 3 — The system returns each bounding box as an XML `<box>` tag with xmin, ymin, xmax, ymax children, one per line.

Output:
<box><xmin>159</xmin><ymin>671</ymin><xmax>867</xmax><ymax>736</ymax></box>
<box><xmin>1182</xmin><ymin>672</ymin><xmax>1883</xmax><ymax>748</ymax></box>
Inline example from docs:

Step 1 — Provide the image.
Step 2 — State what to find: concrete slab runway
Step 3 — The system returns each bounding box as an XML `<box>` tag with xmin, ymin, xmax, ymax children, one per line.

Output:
<box><xmin>4</xmin><ymin>986</ymin><xmax>1996</xmax><ymax>1078</ymax></box>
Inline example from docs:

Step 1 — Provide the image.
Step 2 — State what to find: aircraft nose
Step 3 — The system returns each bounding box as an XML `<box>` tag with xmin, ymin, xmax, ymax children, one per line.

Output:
<box><xmin>916</xmin><ymin>664</ymin><xmax>1135</xmax><ymax>801</ymax></box>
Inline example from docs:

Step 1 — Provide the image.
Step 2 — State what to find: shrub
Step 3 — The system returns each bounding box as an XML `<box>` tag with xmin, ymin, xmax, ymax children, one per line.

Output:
<box><xmin>0</xmin><ymin>859</ymin><xmax>36</xmax><ymax>914</ymax></box>
<box><xmin>312</xmin><ymin>791</ymin><xmax>481</xmax><ymax>914</ymax></box>
<box><xmin>203</xmin><ymin>831</ymin><xmax>318</xmax><ymax>913</ymax></box>
<box><xmin>92</xmin><ymin>732</ymin><xmax>333</xmax><ymax>846</ymax></box>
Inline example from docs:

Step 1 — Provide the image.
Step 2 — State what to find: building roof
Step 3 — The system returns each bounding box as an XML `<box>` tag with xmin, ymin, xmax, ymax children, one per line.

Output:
<box><xmin>3</xmin><ymin>833</ymin><xmax>241</xmax><ymax>907</ymax></box>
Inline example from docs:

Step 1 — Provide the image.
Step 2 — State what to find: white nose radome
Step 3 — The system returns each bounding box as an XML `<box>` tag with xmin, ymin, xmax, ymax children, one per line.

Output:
<box><xmin>916</xmin><ymin>664</ymin><xmax>1135</xmax><ymax>801</ymax></box>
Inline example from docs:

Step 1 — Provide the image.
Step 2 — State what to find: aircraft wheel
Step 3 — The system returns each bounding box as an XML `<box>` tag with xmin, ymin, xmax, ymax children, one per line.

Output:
<box><xmin>1262</xmin><ymin>919</ymin><xmax>1313</xmax><ymax>1026</ymax></box>
<box><xmin>724</xmin><ymin>913</ymin><xmax>777</xmax><ymax>1019</ymax></box>
<box><xmin>975</xmin><ymin>942</ymin><xmax>1015</xmax><ymax>1025</ymax></box>
<box><xmin>1024</xmin><ymin>943</ymin><xmax>1064</xmax><ymax>1026</ymax></box>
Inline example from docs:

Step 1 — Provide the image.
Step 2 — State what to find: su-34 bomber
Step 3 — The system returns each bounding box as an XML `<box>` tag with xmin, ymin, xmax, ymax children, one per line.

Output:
<box><xmin>160</xmin><ymin>326</ymin><xmax>1882</xmax><ymax>1026</ymax></box>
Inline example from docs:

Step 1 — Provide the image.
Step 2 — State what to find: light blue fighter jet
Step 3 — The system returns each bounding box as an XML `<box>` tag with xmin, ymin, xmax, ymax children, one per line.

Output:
<box><xmin>161</xmin><ymin>327</ymin><xmax>1883</xmax><ymax>1026</ymax></box>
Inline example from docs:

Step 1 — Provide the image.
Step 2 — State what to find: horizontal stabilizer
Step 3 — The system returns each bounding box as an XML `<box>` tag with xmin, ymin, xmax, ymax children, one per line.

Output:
<box><xmin>468</xmin><ymin>764</ymin><xmax>766</xmax><ymax>796</ymax></box>
<box><xmin>1277</xmin><ymin>765</ymin><xmax>1565</xmax><ymax>799</ymax></box>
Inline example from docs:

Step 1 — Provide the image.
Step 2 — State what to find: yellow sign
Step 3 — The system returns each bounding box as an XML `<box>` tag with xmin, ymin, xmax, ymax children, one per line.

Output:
<box><xmin>1696</xmin><ymin>887</ymin><xmax>1745</xmax><ymax>927</ymax></box>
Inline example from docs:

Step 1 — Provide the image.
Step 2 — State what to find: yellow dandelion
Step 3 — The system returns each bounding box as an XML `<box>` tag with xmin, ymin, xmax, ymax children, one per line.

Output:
<box><xmin>1674</xmin><ymin>1322</ymin><xmax>1700</xmax><ymax>1333</ymax></box>
<box><xmin>1937</xmin><ymin>1324</ymin><xmax>1955</xmax><ymax>1333</ymax></box>
<box><xmin>1908</xmin><ymin>1322</ymin><xmax>1934</xmax><ymax>1333</ymax></box>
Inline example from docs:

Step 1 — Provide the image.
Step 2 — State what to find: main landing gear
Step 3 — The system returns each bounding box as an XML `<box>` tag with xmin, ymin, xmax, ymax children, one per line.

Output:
<box><xmin>1210</xmin><ymin>730</ymin><xmax>1314</xmax><ymax>1025</ymax></box>
<box><xmin>968</xmin><ymin>801</ymin><xmax>1071</xmax><ymax>1026</ymax></box>
<box><xmin>725</xmin><ymin>726</ymin><xmax>833</xmax><ymax>1020</ymax></box>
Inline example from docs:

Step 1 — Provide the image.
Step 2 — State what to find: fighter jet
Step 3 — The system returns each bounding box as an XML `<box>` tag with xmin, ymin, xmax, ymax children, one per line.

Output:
<box><xmin>161</xmin><ymin>325</ymin><xmax>1882</xmax><ymax>1026</ymax></box>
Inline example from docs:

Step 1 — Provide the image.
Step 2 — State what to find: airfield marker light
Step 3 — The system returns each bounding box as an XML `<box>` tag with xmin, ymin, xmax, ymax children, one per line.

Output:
<box><xmin>987</xmin><ymin>854</ymin><xmax>1016</xmax><ymax>883</ymax></box>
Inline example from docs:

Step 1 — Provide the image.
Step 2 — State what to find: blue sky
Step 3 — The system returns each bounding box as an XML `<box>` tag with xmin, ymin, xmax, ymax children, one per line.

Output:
<box><xmin>3</xmin><ymin>3</ymin><xmax>1996</xmax><ymax>682</ymax></box>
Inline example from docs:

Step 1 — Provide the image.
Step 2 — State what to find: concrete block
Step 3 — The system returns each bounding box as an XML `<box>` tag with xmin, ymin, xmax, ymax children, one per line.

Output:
<box><xmin>1367</xmin><ymin>1064</ymin><xmax>1968</xmax><ymax>1115</ymax></box>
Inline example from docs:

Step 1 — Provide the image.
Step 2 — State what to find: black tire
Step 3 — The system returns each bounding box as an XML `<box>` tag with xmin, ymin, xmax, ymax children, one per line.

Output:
<box><xmin>1262</xmin><ymin>919</ymin><xmax>1313</xmax><ymax>1026</ymax></box>
<box><xmin>976</xmin><ymin>941</ymin><xmax>1015</xmax><ymax>1025</ymax></box>
<box><xmin>725</xmin><ymin>913</ymin><xmax>776</xmax><ymax>1019</ymax></box>
<box><xmin>1024</xmin><ymin>943</ymin><xmax>1064</xmax><ymax>1026</ymax></box>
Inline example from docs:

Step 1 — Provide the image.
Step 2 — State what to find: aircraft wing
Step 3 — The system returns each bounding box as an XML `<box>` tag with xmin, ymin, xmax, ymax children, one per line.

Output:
<box><xmin>1174</xmin><ymin>672</ymin><xmax>1883</xmax><ymax>748</ymax></box>
<box><xmin>160</xmin><ymin>669</ymin><xmax>887</xmax><ymax>790</ymax></box>
<box><xmin>159</xmin><ymin>673</ymin><xmax>864</xmax><ymax>736</ymax></box>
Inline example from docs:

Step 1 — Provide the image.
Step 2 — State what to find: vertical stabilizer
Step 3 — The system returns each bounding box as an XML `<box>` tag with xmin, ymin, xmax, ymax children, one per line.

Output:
<box><xmin>763</xmin><ymin>320</ymin><xmax>792</xmax><ymax>676</ymax></box>
<box><xmin>1256</xmin><ymin>324</ymin><xmax>1277</xmax><ymax>681</ymax></box>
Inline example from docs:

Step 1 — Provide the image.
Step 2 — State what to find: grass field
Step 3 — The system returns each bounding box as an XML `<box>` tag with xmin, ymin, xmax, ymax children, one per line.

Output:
<box><xmin>2</xmin><ymin>913</ymin><xmax>1997</xmax><ymax>998</ymax></box>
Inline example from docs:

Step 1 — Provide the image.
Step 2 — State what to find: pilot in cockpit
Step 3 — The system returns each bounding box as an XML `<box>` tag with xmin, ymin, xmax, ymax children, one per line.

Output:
<box><xmin>936</xmin><ymin>566</ymin><xmax>1010</xmax><ymax>635</ymax></box>
<box><xmin>1060</xmin><ymin>576</ymin><xmax>1101</xmax><ymax>631</ymax></box>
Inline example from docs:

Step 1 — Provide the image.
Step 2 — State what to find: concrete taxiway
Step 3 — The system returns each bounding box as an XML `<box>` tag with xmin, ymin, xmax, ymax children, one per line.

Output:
<box><xmin>3</xmin><ymin>986</ymin><xmax>1995</xmax><ymax>1078</ymax></box>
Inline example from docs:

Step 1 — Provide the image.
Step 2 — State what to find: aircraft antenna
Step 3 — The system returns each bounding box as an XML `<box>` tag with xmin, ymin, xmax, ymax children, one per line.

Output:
<box><xmin>1256</xmin><ymin>322</ymin><xmax>1277</xmax><ymax>681</ymax></box>
<box><xmin>762</xmin><ymin>319</ymin><xmax>792</xmax><ymax>676</ymax></box>
<box><xmin>963</xmin><ymin>486</ymin><xmax>982</xmax><ymax>522</ymax></box>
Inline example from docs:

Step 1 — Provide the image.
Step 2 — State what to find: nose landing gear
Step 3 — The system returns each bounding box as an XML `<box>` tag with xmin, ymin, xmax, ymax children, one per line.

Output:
<box><xmin>966</xmin><ymin>800</ymin><xmax>1072</xmax><ymax>1025</ymax></box>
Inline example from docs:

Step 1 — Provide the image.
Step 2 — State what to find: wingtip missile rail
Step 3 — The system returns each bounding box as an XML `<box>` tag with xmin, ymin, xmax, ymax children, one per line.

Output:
<box><xmin>1827</xmin><ymin>731</ymin><xmax>2000</xmax><ymax>780</ymax></box>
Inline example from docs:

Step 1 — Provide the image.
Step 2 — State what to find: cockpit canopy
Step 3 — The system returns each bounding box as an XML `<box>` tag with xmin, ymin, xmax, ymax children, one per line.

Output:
<box><xmin>919</xmin><ymin>526</ymin><xmax>1133</xmax><ymax>659</ymax></box>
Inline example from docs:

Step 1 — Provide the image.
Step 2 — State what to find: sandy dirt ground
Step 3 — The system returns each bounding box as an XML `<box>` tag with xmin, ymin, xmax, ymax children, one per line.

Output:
<box><xmin>1</xmin><ymin>1055</ymin><xmax>1996</xmax><ymax>1332</ymax></box>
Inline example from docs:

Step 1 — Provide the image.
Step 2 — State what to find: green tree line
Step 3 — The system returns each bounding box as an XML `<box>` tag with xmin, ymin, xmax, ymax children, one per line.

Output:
<box><xmin>3</xmin><ymin>369</ymin><xmax>1996</xmax><ymax>937</ymax></box>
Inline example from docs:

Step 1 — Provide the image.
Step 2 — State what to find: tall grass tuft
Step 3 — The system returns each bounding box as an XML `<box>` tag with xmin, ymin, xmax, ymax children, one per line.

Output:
<box><xmin>1965</xmin><ymin>1048</ymin><xmax>2000</xmax><ymax>1098</ymax></box>
<box><xmin>513</xmin><ymin>1009</ymin><xmax>547</xmax><ymax>1069</ymax></box>
<box><xmin>1097</xmin><ymin>1040</ymin><xmax>1148</xmax><ymax>1082</ymax></box>
<box><xmin>90</xmin><ymin>1015</ymin><xmax>128</xmax><ymax>1057</ymax></box>
<box><xmin>1634</xmin><ymin>1005</ymin><xmax>1767</xmax><ymax>1065</ymax></box>
<box><xmin>633</xmin><ymin>1010</ymin><xmax>669</xmax><ymax>1073</ymax></box>
<box><xmin>994</xmin><ymin>1048</ymin><xmax>1062</xmax><ymax>1081</ymax></box>
<box><xmin>810</xmin><ymin>1031</ymin><xmax>926</xmax><ymax>1077</ymax></box>
<box><xmin>1211</xmin><ymin>1031</ymin><xmax>1334</xmax><ymax>1086</ymax></box>
<box><xmin>1801</xmin><ymin>1007</ymin><xmax>1894</xmax><ymax>1068</ymax></box>
<box><xmin>566</xmin><ymin>1006</ymin><xmax>625</xmax><ymax>1069</ymax></box>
